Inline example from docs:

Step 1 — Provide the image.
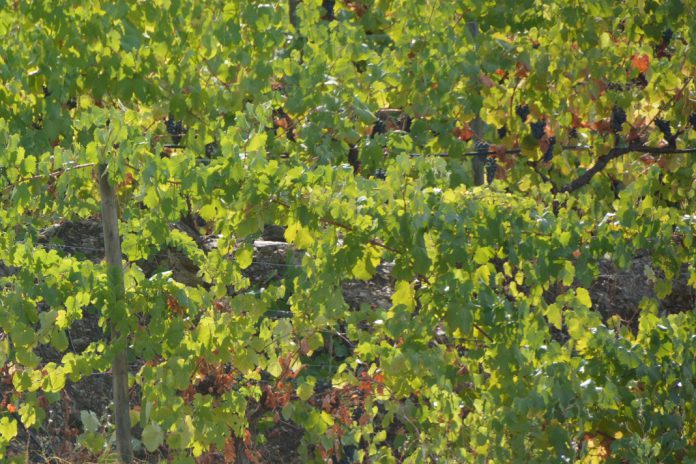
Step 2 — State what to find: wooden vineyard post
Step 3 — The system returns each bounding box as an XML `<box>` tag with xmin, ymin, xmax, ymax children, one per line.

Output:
<box><xmin>98</xmin><ymin>163</ymin><xmax>133</xmax><ymax>463</ymax></box>
<box><xmin>289</xmin><ymin>0</ymin><xmax>299</xmax><ymax>29</ymax></box>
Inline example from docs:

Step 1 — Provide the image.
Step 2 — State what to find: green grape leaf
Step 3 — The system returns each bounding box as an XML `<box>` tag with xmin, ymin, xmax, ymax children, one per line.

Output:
<box><xmin>80</xmin><ymin>410</ymin><xmax>100</xmax><ymax>434</ymax></box>
<box><xmin>142</xmin><ymin>422</ymin><xmax>164</xmax><ymax>452</ymax></box>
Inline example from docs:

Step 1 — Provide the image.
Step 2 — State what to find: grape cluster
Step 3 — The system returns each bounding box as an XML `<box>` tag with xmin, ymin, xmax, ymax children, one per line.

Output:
<box><xmin>655</xmin><ymin>118</ymin><xmax>672</xmax><ymax>139</ymax></box>
<box><xmin>689</xmin><ymin>113</ymin><xmax>696</xmax><ymax>130</ymax></box>
<box><xmin>205</xmin><ymin>141</ymin><xmax>219</xmax><ymax>157</ymax></box>
<box><xmin>322</xmin><ymin>0</ymin><xmax>335</xmax><ymax>20</ymax></box>
<box><xmin>371</xmin><ymin>119</ymin><xmax>386</xmax><ymax>137</ymax></box>
<box><xmin>497</xmin><ymin>126</ymin><xmax>507</xmax><ymax>139</ymax></box>
<box><xmin>165</xmin><ymin>115</ymin><xmax>187</xmax><ymax>145</ymax></box>
<box><xmin>608</xmin><ymin>74</ymin><xmax>648</xmax><ymax>91</ymax></box>
<box><xmin>485</xmin><ymin>157</ymin><xmax>497</xmax><ymax>183</ymax></box>
<box><xmin>314</xmin><ymin>379</ymin><xmax>332</xmax><ymax>394</ymax></box>
<box><xmin>530</xmin><ymin>120</ymin><xmax>546</xmax><ymax>139</ymax></box>
<box><xmin>631</xmin><ymin>73</ymin><xmax>648</xmax><ymax>89</ymax></box>
<box><xmin>569</xmin><ymin>127</ymin><xmax>578</xmax><ymax>139</ymax></box>
<box><xmin>516</xmin><ymin>104</ymin><xmax>530</xmax><ymax>122</ymax></box>
<box><xmin>543</xmin><ymin>136</ymin><xmax>556</xmax><ymax>162</ymax></box>
<box><xmin>341</xmin><ymin>445</ymin><xmax>358</xmax><ymax>463</ymax></box>
<box><xmin>662</xmin><ymin>28</ymin><xmax>673</xmax><ymax>44</ymax></box>
<box><xmin>611</xmin><ymin>106</ymin><xmax>626</xmax><ymax>133</ymax></box>
<box><xmin>348</xmin><ymin>145</ymin><xmax>360</xmax><ymax>173</ymax></box>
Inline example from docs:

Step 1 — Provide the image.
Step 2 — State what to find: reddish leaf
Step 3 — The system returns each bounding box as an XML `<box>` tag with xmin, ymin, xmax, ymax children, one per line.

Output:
<box><xmin>630</xmin><ymin>54</ymin><xmax>650</xmax><ymax>73</ymax></box>
<box><xmin>454</xmin><ymin>125</ymin><xmax>475</xmax><ymax>141</ymax></box>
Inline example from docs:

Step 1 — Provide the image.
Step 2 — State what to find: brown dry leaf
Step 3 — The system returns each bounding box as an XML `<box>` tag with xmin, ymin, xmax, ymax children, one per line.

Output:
<box><xmin>628</xmin><ymin>127</ymin><xmax>645</xmax><ymax>143</ymax></box>
<box><xmin>515</xmin><ymin>61</ymin><xmax>530</xmax><ymax>78</ymax></box>
<box><xmin>639</xmin><ymin>154</ymin><xmax>655</xmax><ymax>165</ymax></box>
<box><xmin>658</xmin><ymin>155</ymin><xmax>670</xmax><ymax>170</ymax></box>
<box><xmin>273</xmin><ymin>116</ymin><xmax>289</xmax><ymax>131</ymax></box>
<box><xmin>223</xmin><ymin>436</ymin><xmax>236</xmax><ymax>463</ymax></box>
<box><xmin>490</xmin><ymin>144</ymin><xmax>507</xmax><ymax>158</ymax></box>
<box><xmin>479</xmin><ymin>73</ymin><xmax>495</xmax><ymax>88</ymax></box>
<box><xmin>454</xmin><ymin>124</ymin><xmax>475</xmax><ymax>141</ymax></box>
<box><xmin>590</xmin><ymin>119</ymin><xmax>612</xmax><ymax>135</ymax></box>
<box><xmin>299</xmin><ymin>338</ymin><xmax>310</xmax><ymax>355</ymax></box>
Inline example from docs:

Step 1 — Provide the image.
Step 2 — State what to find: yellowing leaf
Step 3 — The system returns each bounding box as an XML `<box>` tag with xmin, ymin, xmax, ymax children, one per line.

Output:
<box><xmin>246</xmin><ymin>132</ymin><xmax>267</xmax><ymax>152</ymax></box>
<box><xmin>236</xmin><ymin>245</ymin><xmax>253</xmax><ymax>269</ymax></box>
<box><xmin>0</xmin><ymin>417</ymin><xmax>18</xmax><ymax>441</ymax></box>
<box><xmin>474</xmin><ymin>247</ymin><xmax>494</xmax><ymax>265</ymax></box>
<box><xmin>576</xmin><ymin>287</ymin><xmax>592</xmax><ymax>308</ymax></box>
<box><xmin>284</xmin><ymin>220</ymin><xmax>314</xmax><ymax>249</ymax></box>
<box><xmin>392</xmin><ymin>281</ymin><xmax>415</xmax><ymax>311</ymax></box>
<box><xmin>296</xmin><ymin>379</ymin><xmax>315</xmax><ymax>401</ymax></box>
<box><xmin>545</xmin><ymin>303</ymin><xmax>563</xmax><ymax>330</ymax></box>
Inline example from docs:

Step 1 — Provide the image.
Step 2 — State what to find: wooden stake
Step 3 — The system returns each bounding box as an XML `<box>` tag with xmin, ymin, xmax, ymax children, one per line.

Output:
<box><xmin>98</xmin><ymin>163</ymin><xmax>133</xmax><ymax>463</ymax></box>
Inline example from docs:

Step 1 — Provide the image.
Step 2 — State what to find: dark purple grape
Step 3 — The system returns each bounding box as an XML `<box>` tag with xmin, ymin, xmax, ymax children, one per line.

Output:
<box><xmin>485</xmin><ymin>157</ymin><xmax>497</xmax><ymax>183</ymax></box>
<box><xmin>543</xmin><ymin>136</ymin><xmax>556</xmax><ymax>162</ymax></box>
<box><xmin>516</xmin><ymin>104</ymin><xmax>530</xmax><ymax>122</ymax></box>
<box><xmin>611</xmin><ymin>106</ymin><xmax>626</xmax><ymax>133</ymax></box>
<box><xmin>322</xmin><ymin>0</ymin><xmax>335</xmax><ymax>20</ymax></box>
<box><xmin>348</xmin><ymin>144</ymin><xmax>360</xmax><ymax>173</ymax></box>
<box><xmin>497</xmin><ymin>126</ymin><xmax>507</xmax><ymax>139</ymax></box>
<box><xmin>631</xmin><ymin>73</ymin><xmax>648</xmax><ymax>89</ymax></box>
<box><xmin>530</xmin><ymin>120</ymin><xmax>546</xmax><ymax>139</ymax></box>
<box><xmin>205</xmin><ymin>141</ymin><xmax>219</xmax><ymax>157</ymax></box>
<box><xmin>662</xmin><ymin>28</ymin><xmax>673</xmax><ymax>44</ymax></box>
<box><xmin>401</xmin><ymin>114</ymin><xmax>412</xmax><ymax>132</ymax></box>
<box><xmin>569</xmin><ymin>128</ymin><xmax>578</xmax><ymax>139</ymax></box>
<box><xmin>689</xmin><ymin>113</ymin><xmax>696</xmax><ymax>130</ymax></box>
<box><xmin>315</xmin><ymin>379</ymin><xmax>332</xmax><ymax>394</ymax></box>
<box><xmin>655</xmin><ymin>118</ymin><xmax>672</xmax><ymax>138</ymax></box>
<box><xmin>371</xmin><ymin>119</ymin><xmax>386</xmax><ymax>137</ymax></box>
<box><xmin>165</xmin><ymin>115</ymin><xmax>187</xmax><ymax>145</ymax></box>
<box><xmin>342</xmin><ymin>445</ymin><xmax>358</xmax><ymax>463</ymax></box>
<box><xmin>475</xmin><ymin>140</ymin><xmax>489</xmax><ymax>153</ymax></box>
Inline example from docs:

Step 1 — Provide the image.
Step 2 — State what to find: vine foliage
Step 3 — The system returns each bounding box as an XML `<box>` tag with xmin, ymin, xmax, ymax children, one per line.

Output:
<box><xmin>0</xmin><ymin>1</ymin><xmax>695</xmax><ymax>462</ymax></box>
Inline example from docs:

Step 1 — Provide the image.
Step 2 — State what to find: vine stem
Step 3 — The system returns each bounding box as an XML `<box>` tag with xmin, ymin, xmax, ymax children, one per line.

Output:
<box><xmin>2</xmin><ymin>163</ymin><xmax>95</xmax><ymax>192</ymax></box>
<box><xmin>559</xmin><ymin>145</ymin><xmax>696</xmax><ymax>193</ymax></box>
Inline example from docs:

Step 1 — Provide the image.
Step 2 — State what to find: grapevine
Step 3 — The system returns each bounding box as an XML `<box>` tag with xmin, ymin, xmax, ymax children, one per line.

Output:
<box><xmin>0</xmin><ymin>1</ymin><xmax>694</xmax><ymax>463</ymax></box>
